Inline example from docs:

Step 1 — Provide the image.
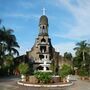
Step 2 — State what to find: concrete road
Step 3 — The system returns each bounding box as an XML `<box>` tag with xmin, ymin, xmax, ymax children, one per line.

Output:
<box><xmin>69</xmin><ymin>79</ymin><xmax>90</xmax><ymax>90</ymax></box>
<box><xmin>0</xmin><ymin>76</ymin><xmax>90</xmax><ymax>90</ymax></box>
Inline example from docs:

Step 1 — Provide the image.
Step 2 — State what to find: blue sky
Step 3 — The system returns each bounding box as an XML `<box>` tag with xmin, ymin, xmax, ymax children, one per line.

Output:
<box><xmin>0</xmin><ymin>0</ymin><xmax>90</xmax><ymax>56</ymax></box>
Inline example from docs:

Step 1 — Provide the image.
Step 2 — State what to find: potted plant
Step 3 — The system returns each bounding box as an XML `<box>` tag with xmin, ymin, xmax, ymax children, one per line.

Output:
<box><xmin>18</xmin><ymin>62</ymin><xmax>29</xmax><ymax>81</ymax></box>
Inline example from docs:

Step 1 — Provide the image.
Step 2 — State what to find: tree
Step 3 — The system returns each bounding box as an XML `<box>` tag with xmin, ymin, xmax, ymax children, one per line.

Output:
<box><xmin>59</xmin><ymin>64</ymin><xmax>72</xmax><ymax>80</ymax></box>
<box><xmin>74</xmin><ymin>40</ymin><xmax>90</xmax><ymax>76</ymax></box>
<box><xmin>74</xmin><ymin>40</ymin><xmax>89</xmax><ymax>67</ymax></box>
<box><xmin>64</xmin><ymin>52</ymin><xmax>72</xmax><ymax>61</ymax></box>
<box><xmin>0</xmin><ymin>27</ymin><xmax>19</xmax><ymax>56</ymax></box>
<box><xmin>0</xmin><ymin>25</ymin><xmax>20</xmax><ymax>76</ymax></box>
<box><xmin>3</xmin><ymin>55</ymin><xmax>14</xmax><ymax>75</ymax></box>
<box><xmin>18</xmin><ymin>62</ymin><xmax>29</xmax><ymax>75</ymax></box>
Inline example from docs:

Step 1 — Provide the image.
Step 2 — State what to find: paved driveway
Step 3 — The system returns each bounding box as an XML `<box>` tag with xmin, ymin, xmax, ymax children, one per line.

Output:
<box><xmin>69</xmin><ymin>79</ymin><xmax>90</xmax><ymax>90</ymax></box>
<box><xmin>0</xmin><ymin>76</ymin><xmax>90</xmax><ymax>90</ymax></box>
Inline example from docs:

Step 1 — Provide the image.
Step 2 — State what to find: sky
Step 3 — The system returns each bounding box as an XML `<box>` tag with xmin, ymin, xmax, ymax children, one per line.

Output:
<box><xmin>0</xmin><ymin>0</ymin><xmax>90</xmax><ymax>56</ymax></box>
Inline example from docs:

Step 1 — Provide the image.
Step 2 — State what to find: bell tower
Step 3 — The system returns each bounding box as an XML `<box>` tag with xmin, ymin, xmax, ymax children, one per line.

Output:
<box><xmin>37</xmin><ymin>12</ymin><xmax>50</xmax><ymax>61</ymax></box>
<box><xmin>39</xmin><ymin>8</ymin><xmax>48</xmax><ymax>36</ymax></box>
<box><xmin>26</xmin><ymin>8</ymin><xmax>55</xmax><ymax>71</ymax></box>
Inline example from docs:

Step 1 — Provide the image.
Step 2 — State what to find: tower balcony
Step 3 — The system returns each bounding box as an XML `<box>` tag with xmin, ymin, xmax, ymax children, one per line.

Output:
<box><xmin>37</xmin><ymin>42</ymin><xmax>49</xmax><ymax>45</ymax></box>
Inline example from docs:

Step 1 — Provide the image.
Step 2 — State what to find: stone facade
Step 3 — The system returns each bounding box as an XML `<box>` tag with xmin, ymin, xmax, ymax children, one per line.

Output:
<box><xmin>14</xmin><ymin>13</ymin><xmax>72</xmax><ymax>75</ymax></box>
<box><xmin>26</xmin><ymin>15</ymin><xmax>58</xmax><ymax>71</ymax></box>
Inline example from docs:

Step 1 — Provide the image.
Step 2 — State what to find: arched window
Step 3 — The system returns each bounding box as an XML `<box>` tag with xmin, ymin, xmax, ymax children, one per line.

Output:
<box><xmin>43</xmin><ymin>26</ymin><xmax>45</xmax><ymax>29</ymax></box>
<box><xmin>40</xmin><ymin>46</ymin><xmax>46</xmax><ymax>53</ymax></box>
<box><xmin>41</xmin><ymin>38</ymin><xmax>46</xmax><ymax>42</ymax></box>
<box><xmin>39</xmin><ymin>55</ymin><xmax>44</xmax><ymax>60</ymax></box>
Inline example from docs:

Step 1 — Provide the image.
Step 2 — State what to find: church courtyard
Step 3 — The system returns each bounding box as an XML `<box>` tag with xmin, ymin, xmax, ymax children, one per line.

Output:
<box><xmin>0</xmin><ymin>0</ymin><xmax>90</xmax><ymax>90</ymax></box>
<box><xmin>0</xmin><ymin>76</ymin><xmax>90</xmax><ymax>90</ymax></box>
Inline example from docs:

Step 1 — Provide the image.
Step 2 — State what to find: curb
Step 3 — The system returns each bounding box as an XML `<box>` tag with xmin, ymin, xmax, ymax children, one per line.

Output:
<box><xmin>17</xmin><ymin>81</ymin><xmax>73</xmax><ymax>87</ymax></box>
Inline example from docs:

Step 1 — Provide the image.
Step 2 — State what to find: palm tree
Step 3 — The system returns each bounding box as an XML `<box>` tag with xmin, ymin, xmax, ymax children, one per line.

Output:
<box><xmin>6</xmin><ymin>32</ymin><xmax>20</xmax><ymax>56</ymax></box>
<box><xmin>74</xmin><ymin>40</ymin><xmax>89</xmax><ymax>66</ymax></box>
<box><xmin>0</xmin><ymin>27</ymin><xmax>7</xmax><ymax>59</ymax></box>
<box><xmin>0</xmin><ymin>26</ymin><xmax>20</xmax><ymax>62</ymax></box>
<box><xmin>0</xmin><ymin>26</ymin><xmax>20</xmax><ymax>75</ymax></box>
<box><xmin>0</xmin><ymin>26</ymin><xmax>20</xmax><ymax>56</ymax></box>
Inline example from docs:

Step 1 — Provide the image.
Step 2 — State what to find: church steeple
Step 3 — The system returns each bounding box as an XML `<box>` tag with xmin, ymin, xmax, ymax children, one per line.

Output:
<box><xmin>26</xmin><ymin>5</ymin><xmax>58</xmax><ymax>72</ymax></box>
<box><xmin>39</xmin><ymin>8</ymin><xmax>49</xmax><ymax>36</ymax></box>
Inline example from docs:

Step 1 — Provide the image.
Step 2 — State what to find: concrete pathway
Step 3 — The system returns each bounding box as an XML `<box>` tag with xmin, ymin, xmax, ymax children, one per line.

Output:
<box><xmin>69</xmin><ymin>79</ymin><xmax>90</xmax><ymax>90</ymax></box>
<box><xmin>0</xmin><ymin>76</ymin><xmax>90</xmax><ymax>90</ymax></box>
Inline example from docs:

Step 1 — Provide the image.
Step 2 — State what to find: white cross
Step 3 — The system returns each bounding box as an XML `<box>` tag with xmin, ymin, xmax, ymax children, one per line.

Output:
<box><xmin>42</xmin><ymin>8</ymin><xmax>46</xmax><ymax>15</ymax></box>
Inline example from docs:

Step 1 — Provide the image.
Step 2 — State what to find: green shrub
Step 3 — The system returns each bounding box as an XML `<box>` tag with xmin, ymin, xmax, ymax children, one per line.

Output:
<box><xmin>18</xmin><ymin>62</ymin><xmax>29</xmax><ymax>75</ymax></box>
<box><xmin>79</xmin><ymin>68</ymin><xmax>88</xmax><ymax>76</ymax></box>
<box><xmin>60</xmin><ymin>64</ymin><xmax>72</xmax><ymax>78</ymax></box>
<box><xmin>34</xmin><ymin>71</ymin><xmax>52</xmax><ymax>84</ymax></box>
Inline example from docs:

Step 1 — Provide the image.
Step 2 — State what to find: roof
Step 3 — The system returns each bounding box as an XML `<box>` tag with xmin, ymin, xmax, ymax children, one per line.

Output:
<box><xmin>39</xmin><ymin>15</ymin><xmax>48</xmax><ymax>26</ymax></box>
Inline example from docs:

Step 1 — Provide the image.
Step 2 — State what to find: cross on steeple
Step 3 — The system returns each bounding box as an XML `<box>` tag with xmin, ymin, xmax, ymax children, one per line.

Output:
<box><xmin>42</xmin><ymin>8</ymin><xmax>46</xmax><ymax>15</ymax></box>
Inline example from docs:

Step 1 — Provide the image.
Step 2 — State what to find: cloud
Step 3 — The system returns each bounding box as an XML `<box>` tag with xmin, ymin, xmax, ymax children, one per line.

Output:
<box><xmin>49</xmin><ymin>0</ymin><xmax>90</xmax><ymax>56</ymax></box>
<box><xmin>54</xmin><ymin>42</ymin><xmax>75</xmax><ymax>56</ymax></box>
<box><xmin>53</xmin><ymin>0</ymin><xmax>90</xmax><ymax>41</ymax></box>
<box><xmin>1</xmin><ymin>12</ymin><xmax>40</xmax><ymax>20</ymax></box>
<box><xmin>18</xmin><ymin>1</ymin><xmax>34</xmax><ymax>9</ymax></box>
<box><xmin>17</xmin><ymin>41</ymin><xmax>33</xmax><ymax>55</ymax></box>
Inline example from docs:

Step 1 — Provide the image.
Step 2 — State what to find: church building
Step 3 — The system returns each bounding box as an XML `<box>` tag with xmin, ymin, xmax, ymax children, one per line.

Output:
<box><xmin>26</xmin><ymin>9</ymin><xmax>60</xmax><ymax>72</ymax></box>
